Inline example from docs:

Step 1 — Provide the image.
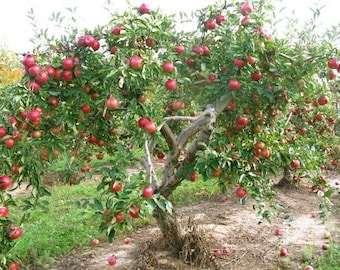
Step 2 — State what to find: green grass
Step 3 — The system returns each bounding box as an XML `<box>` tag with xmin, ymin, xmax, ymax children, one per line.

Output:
<box><xmin>9</xmin><ymin>172</ymin><xmax>221</xmax><ymax>268</ymax></box>
<box><xmin>314</xmin><ymin>244</ymin><xmax>340</xmax><ymax>269</ymax></box>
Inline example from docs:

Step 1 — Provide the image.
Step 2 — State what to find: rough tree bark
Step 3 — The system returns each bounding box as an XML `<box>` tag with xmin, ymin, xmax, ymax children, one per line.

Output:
<box><xmin>275</xmin><ymin>165</ymin><xmax>294</xmax><ymax>187</ymax></box>
<box><xmin>142</xmin><ymin>99</ymin><xmax>230</xmax><ymax>253</ymax></box>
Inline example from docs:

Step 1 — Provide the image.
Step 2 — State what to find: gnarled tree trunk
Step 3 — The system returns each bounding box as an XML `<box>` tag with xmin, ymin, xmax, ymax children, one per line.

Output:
<box><xmin>275</xmin><ymin>165</ymin><xmax>294</xmax><ymax>187</ymax></box>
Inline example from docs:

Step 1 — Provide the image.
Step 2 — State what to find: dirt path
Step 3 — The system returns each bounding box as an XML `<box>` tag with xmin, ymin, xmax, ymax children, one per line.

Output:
<box><xmin>49</xmin><ymin>173</ymin><xmax>340</xmax><ymax>270</ymax></box>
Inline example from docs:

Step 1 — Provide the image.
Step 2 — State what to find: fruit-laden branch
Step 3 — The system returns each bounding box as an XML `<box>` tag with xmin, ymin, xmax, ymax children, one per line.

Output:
<box><xmin>158</xmin><ymin>98</ymin><xmax>232</xmax><ymax>198</ymax></box>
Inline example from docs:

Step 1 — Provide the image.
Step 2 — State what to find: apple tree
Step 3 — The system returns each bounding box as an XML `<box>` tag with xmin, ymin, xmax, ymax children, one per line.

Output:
<box><xmin>0</xmin><ymin>0</ymin><xmax>339</xmax><ymax>268</ymax></box>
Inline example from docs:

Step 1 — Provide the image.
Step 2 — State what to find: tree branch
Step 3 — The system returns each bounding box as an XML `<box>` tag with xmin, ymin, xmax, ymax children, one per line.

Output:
<box><xmin>141</xmin><ymin>139</ymin><xmax>159</xmax><ymax>187</ymax></box>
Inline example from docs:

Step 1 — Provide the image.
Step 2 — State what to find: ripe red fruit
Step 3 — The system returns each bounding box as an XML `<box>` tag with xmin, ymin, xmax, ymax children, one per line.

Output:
<box><xmin>26</xmin><ymin>80</ymin><xmax>40</xmax><ymax>92</ymax></box>
<box><xmin>0</xmin><ymin>206</ymin><xmax>9</xmax><ymax>217</ymax></box>
<box><xmin>290</xmin><ymin>159</ymin><xmax>301</xmax><ymax>169</ymax></box>
<box><xmin>28</xmin><ymin>65</ymin><xmax>41</xmax><ymax>77</ymax></box>
<box><xmin>157</xmin><ymin>151</ymin><xmax>165</xmax><ymax>159</ymax></box>
<box><xmin>129</xmin><ymin>56</ymin><xmax>143</xmax><ymax>69</ymax></box>
<box><xmin>35</xmin><ymin>71</ymin><xmax>49</xmax><ymax>85</ymax></box>
<box><xmin>305</xmin><ymin>266</ymin><xmax>314</xmax><ymax>270</ymax></box>
<box><xmin>172</xmin><ymin>100</ymin><xmax>184</xmax><ymax>111</ymax></box>
<box><xmin>216</xmin><ymin>15</ymin><xmax>225</xmax><ymax>25</ymax></box>
<box><xmin>8</xmin><ymin>227</ymin><xmax>23</xmax><ymax>240</ymax></box>
<box><xmin>274</xmin><ymin>228</ymin><xmax>283</xmax><ymax>235</ymax></box>
<box><xmin>162</xmin><ymin>62</ymin><xmax>175</xmax><ymax>73</ymax></box>
<box><xmin>92</xmin><ymin>239</ymin><xmax>100</xmax><ymax>245</ymax></box>
<box><xmin>241</xmin><ymin>16</ymin><xmax>251</xmax><ymax>27</ymax></box>
<box><xmin>107</xmin><ymin>255</ymin><xmax>117</xmax><ymax>265</ymax></box>
<box><xmin>28</xmin><ymin>109</ymin><xmax>41</xmax><ymax>122</ymax></box>
<box><xmin>0</xmin><ymin>127</ymin><xmax>7</xmax><ymax>138</ymax></box>
<box><xmin>189</xmin><ymin>172</ymin><xmax>199</xmax><ymax>182</ymax></box>
<box><xmin>115</xmin><ymin>212</ymin><xmax>125</xmax><ymax>223</ymax></box>
<box><xmin>3</xmin><ymin>138</ymin><xmax>15</xmax><ymax>149</ymax></box>
<box><xmin>124</xmin><ymin>237</ymin><xmax>132</xmax><ymax>244</ymax></box>
<box><xmin>81</xmin><ymin>104</ymin><xmax>91</xmax><ymax>114</ymax></box>
<box><xmin>111</xmin><ymin>26</ymin><xmax>122</xmax><ymax>35</ymax></box>
<box><xmin>327</xmin><ymin>58</ymin><xmax>338</xmax><ymax>69</ymax></box>
<box><xmin>105</xmin><ymin>97</ymin><xmax>119</xmax><ymax>110</ymax></box>
<box><xmin>138</xmin><ymin>117</ymin><xmax>151</xmax><ymax>128</ymax></box>
<box><xmin>175</xmin><ymin>44</ymin><xmax>185</xmax><ymax>54</ymax></box>
<box><xmin>251</xmin><ymin>71</ymin><xmax>263</xmax><ymax>81</ymax></box>
<box><xmin>236</xmin><ymin>117</ymin><xmax>249</xmax><ymax>126</ymax></box>
<box><xmin>280</xmin><ymin>247</ymin><xmax>288</xmax><ymax>256</ymax></box>
<box><xmin>165</xmin><ymin>79</ymin><xmax>178</xmax><ymax>90</ymax></box>
<box><xmin>109</xmin><ymin>181</ymin><xmax>123</xmax><ymax>192</ymax></box>
<box><xmin>62</xmin><ymin>57</ymin><xmax>74</xmax><ymax>70</ymax></box>
<box><xmin>61</xmin><ymin>70</ymin><xmax>73</xmax><ymax>81</ymax></box>
<box><xmin>142</xmin><ymin>185</ymin><xmax>154</xmax><ymax>198</ymax></box>
<box><xmin>261</xmin><ymin>149</ymin><xmax>271</xmax><ymax>158</ymax></box>
<box><xmin>144</xmin><ymin>121</ymin><xmax>157</xmax><ymax>133</ymax></box>
<box><xmin>228</xmin><ymin>79</ymin><xmax>241</xmax><ymax>90</ymax></box>
<box><xmin>317</xmin><ymin>95</ymin><xmax>329</xmax><ymax>106</ymax></box>
<box><xmin>247</xmin><ymin>56</ymin><xmax>256</xmax><ymax>65</ymax></box>
<box><xmin>236</xmin><ymin>187</ymin><xmax>247</xmax><ymax>198</ymax></box>
<box><xmin>139</xmin><ymin>3</ymin><xmax>150</xmax><ymax>14</ymax></box>
<box><xmin>233</xmin><ymin>58</ymin><xmax>245</xmax><ymax>68</ymax></box>
<box><xmin>22</xmin><ymin>54</ymin><xmax>36</xmax><ymax>68</ymax></box>
<box><xmin>88</xmin><ymin>135</ymin><xmax>97</xmax><ymax>144</ymax></box>
<box><xmin>144</xmin><ymin>37</ymin><xmax>155</xmax><ymax>47</ymax></box>
<box><xmin>205</xmin><ymin>19</ymin><xmax>217</xmax><ymax>30</ymax></box>
<box><xmin>9</xmin><ymin>262</ymin><xmax>20</xmax><ymax>270</ymax></box>
<box><xmin>213</xmin><ymin>249</ymin><xmax>222</xmax><ymax>256</ymax></box>
<box><xmin>96</xmin><ymin>153</ymin><xmax>104</xmax><ymax>160</ymax></box>
<box><xmin>240</xmin><ymin>2</ymin><xmax>253</xmax><ymax>15</ymax></box>
<box><xmin>129</xmin><ymin>206</ymin><xmax>140</xmax><ymax>218</ymax></box>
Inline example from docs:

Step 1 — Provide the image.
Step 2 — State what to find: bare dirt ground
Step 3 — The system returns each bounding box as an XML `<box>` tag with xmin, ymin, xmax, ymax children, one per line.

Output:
<box><xmin>45</xmin><ymin>171</ymin><xmax>340</xmax><ymax>270</ymax></box>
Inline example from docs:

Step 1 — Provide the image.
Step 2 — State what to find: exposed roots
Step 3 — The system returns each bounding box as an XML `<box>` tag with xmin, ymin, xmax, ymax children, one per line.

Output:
<box><xmin>134</xmin><ymin>218</ymin><xmax>222</xmax><ymax>270</ymax></box>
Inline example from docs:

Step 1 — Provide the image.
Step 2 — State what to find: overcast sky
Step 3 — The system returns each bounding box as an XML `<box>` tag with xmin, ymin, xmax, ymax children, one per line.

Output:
<box><xmin>1</xmin><ymin>0</ymin><xmax>339</xmax><ymax>53</ymax></box>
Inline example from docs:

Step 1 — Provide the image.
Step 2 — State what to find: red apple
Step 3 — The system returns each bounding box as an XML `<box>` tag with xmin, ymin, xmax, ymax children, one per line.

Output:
<box><xmin>280</xmin><ymin>247</ymin><xmax>288</xmax><ymax>256</ymax></box>
<box><xmin>162</xmin><ymin>62</ymin><xmax>175</xmax><ymax>73</ymax></box>
<box><xmin>222</xmin><ymin>245</ymin><xmax>231</xmax><ymax>254</ymax></box>
<box><xmin>28</xmin><ymin>65</ymin><xmax>41</xmax><ymax>77</ymax></box>
<box><xmin>290</xmin><ymin>159</ymin><xmax>301</xmax><ymax>168</ymax></box>
<box><xmin>35</xmin><ymin>71</ymin><xmax>49</xmax><ymax>84</ymax></box>
<box><xmin>274</xmin><ymin>228</ymin><xmax>283</xmax><ymax>235</ymax></box>
<box><xmin>124</xmin><ymin>237</ymin><xmax>132</xmax><ymax>244</ymax></box>
<box><xmin>145</xmin><ymin>37</ymin><xmax>156</xmax><ymax>47</ymax></box>
<box><xmin>228</xmin><ymin>79</ymin><xmax>241</xmax><ymax>90</ymax></box>
<box><xmin>129</xmin><ymin>56</ymin><xmax>143</xmax><ymax>69</ymax></box>
<box><xmin>9</xmin><ymin>262</ymin><xmax>20</xmax><ymax>270</ymax></box>
<box><xmin>205</xmin><ymin>19</ymin><xmax>217</xmax><ymax>30</ymax></box>
<box><xmin>92</xmin><ymin>239</ymin><xmax>100</xmax><ymax>245</ymax></box>
<box><xmin>261</xmin><ymin>149</ymin><xmax>271</xmax><ymax>158</ymax></box>
<box><xmin>4</xmin><ymin>138</ymin><xmax>15</xmax><ymax>149</ymax></box>
<box><xmin>0</xmin><ymin>127</ymin><xmax>7</xmax><ymax>138</ymax></box>
<box><xmin>107</xmin><ymin>255</ymin><xmax>117</xmax><ymax>265</ymax></box>
<box><xmin>172</xmin><ymin>100</ymin><xmax>184</xmax><ymax>111</ymax></box>
<box><xmin>142</xmin><ymin>185</ymin><xmax>154</xmax><ymax>198</ymax></box>
<box><xmin>144</xmin><ymin>121</ymin><xmax>157</xmax><ymax>133</ymax></box>
<box><xmin>62</xmin><ymin>70</ymin><xmax>73</xmax><ymax>81</ymax></box>
<box><xmin>109</xmin><ymin>181</ymin><xmax>123</xmax><ymax>192</ymax></box>
<box><xmin>115</xmin><ymin>212</ymin><xmax>125</xmax><ymax>223</ymax></box>
<box><xmin>240</xmin><ymin>2</ymin><xmax>253</xmax><ymax>15</ymax></box>
<box><xmin>129</xmin><ymin>205</ymin><xmax>140</xmax><ymax>218</ymax></box>
<box><xmin>233</xmin><ymin>58</ymin><xmax>245</xmax><ymax>68</ymax></box>
<box><xmin>105</xmin><ymin>97</ymin><xmax>119</xmax><ymax>110</ymax></box>
<box><xmin>216</xmin><ymin>15</ymin><xmax>225</xmax><ymax>25</ymax></box>
<box><xmin>189</xmin><ymin>172</ymin><xmax>198</xmax><ymax>182</ymax></box>
<box><xmin>213</xmin><ymin>249</ymin><xmax>221</xmax><ymax>256</ymax></box>
<box><xmin>111</xmin><ymin>26</ymin><xmax>122</xmax><ymax>35</ymax></box>
<box><xmin>327</xmin><ymin>57</ymin><xmax>338</xmax><ymax>69</ymax></box>
<box><xmin>165</xmin><ymin>79</ymin><xmax>178</xmax><ymax>90</ymax></box>
<box><xmin>81</xmin><ymin>104</ymin><xmax>91</xmax><ymax>114</ymax></box>
<box><xmin>26</xmin><ymin>80</ymin><xmax>40</xmax><ymax>92</ymax></box>
<box><xmin>62</xmin><ymin>57</ymin><xmax>74</xmax><ymax>70</ymax></box>
<box><xmin>0</xmin><ymin>206</ymin><xmax>9</xmax><ymax>217</ymax></box>
<box><xmin>317</xmin><ymin>95</ymin><xmax>329</xmax><ymax>106</ymax></box>
<box><xmin>175</xmin><ymin>44</ymin><xmax>185</xmax><ymax>54</ymax></box>
<box><xmin>139</xmin><ymin>3</ymin><xmax>150</xmax><ymax>14</ymax></box>
<box><xmin>236</xmin><ymin>117</ymin><xmax>249</xmax><ymax>126</ymax></box>
<box><xmin>138</xmin><ymin>117</ymin><xmax>151</xmax><ymax>128</ymax></box>
<box><xmin>22</xmin><ymin>54</ymin><xmax>36</xmax><ymax>68</ymax></box>
<box><xmin>251</xmin><ymin>71</ymin><xmax>263</xmax><ymax>81</ymax></box>
<box><xmin>305</xmin><ymin>266</ymin><xmax>314</xmax><ymax>270</ymax></box>
<box><xmin>236</xmin><ymin>187</ymin><xmax>247</xmax><ymax>198</ymax></box>
<box><xmin>241</xmin><ymin>16</ymin><xmax>251</xmax><ymax>27</ymax></box>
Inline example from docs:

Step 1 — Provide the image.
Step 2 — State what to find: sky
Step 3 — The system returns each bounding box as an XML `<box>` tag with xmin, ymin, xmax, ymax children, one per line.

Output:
<box><xmin>0</xmin><ymin>0</ymin><xmax>339</xmax><ymax>53</ymax></box>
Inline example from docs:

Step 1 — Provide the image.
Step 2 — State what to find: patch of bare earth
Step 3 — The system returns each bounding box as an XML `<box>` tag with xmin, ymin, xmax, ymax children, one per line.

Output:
<box><xmin>47</xmin><ymin>171</ymin><xmax>340</xmax><ymax>270</ymax></box>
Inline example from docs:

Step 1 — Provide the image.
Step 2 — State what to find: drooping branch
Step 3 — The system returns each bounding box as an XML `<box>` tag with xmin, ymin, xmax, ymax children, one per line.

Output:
<box><xmin>160</xmin><ymin>122</ymin><xmax>177</xmax><ymax>152</ymax></box>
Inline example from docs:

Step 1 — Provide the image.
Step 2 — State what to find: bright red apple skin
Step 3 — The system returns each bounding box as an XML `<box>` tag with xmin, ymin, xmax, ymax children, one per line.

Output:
<box><xmin>124</xmin><ymin>237</ymin><xmax>132</xmax><ymax>244</ymax></box>
<box><xmin>139</xmin><ymin>3</ymin><xmax>150</xmax><ymax>14</ymax></box>
<box><xmin>129</xmin><ymin>56</ymin><xmax>143</xmax><ymax>69</ymax></box>
<box><xmin>92</xmin><ymin>239</ymin><xmax>100</xmax><ymax>245</ymax></box>
<box><xmin>105</xmin><ymin>97</ymin><xmax>119</xmax><ymax>110</ymax></box>
<box><xmin>107</xmin><ymin>255</ymin><xmax>117</xmax><ymax>265</ymax></box>
<box><xmin>327</xmin><ymin>57</ymin><xmax>338</xmax><ymax>69</ymax></box>
<box><xmin>129</xmin><ymin>206</ymin><xmax>140</xmax><ymax>218</ymax></box>
<box><xmin>162</xmin><ymin>62</ymin><xmax>175</xmax><ymax>73</ymax></box>
<box><xmin>240</xmin><ymin>2</ymin><xmax>253</xmax><ymax>15</ymax></box>
<box><xmin>305</xmin><ymin>266</ymin><xmax>314</xmax><ymax>270</ymax></box>
<box><xmin>22</xmin><ymin>54</ymin><xmax>36</xmax><ymax>68</ymax></box>
<box><xmin>228</xmin><ymin>79</ymin><xmax>241</xmax><ymax>90</ymax></box>
<box><xmin>317</xmin><ymin>95</ymin><xmax>329</xmax><ymax>106</ymax></box>
<box><xmin>280</xmin><ymin>247</ymin><xmax>288</xmax><ymax>256</ymax></box>
<box><xmin>0</xmin><ymin>175</ymin><xmax>12</xmax><ymax>190</ymax></box>
<box><xmin>142</xmin><ymin>185</ymin><xmax>154</xmax><ymax>198</ymax></box>
<box><xmin>144</xmin><ymin>121</ymin><xmax>157</xmax><ymax>133</ymax></box>
<box><xmin>0</xmin><ymin>206</ymin><xmax>9</xmax><ymax>217</ymax></box>
<box><xmin>236</xmin><ymin>187</ymin><xmax>247</xmax><ymax>198</ymax></box>
<box><xmin>205</xmin><ymin>19</ymin><xmax>217</xmax><ymax>30</ymax></box>
<box><xmin>165</xmin><ymin>79</ymin><xmax>178</xmax><ymax>90</ymax></box>
<box><xmin>175</xmin><ymin>44</ymin><xmax>185</xmax><ymax>54</ymax></box>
